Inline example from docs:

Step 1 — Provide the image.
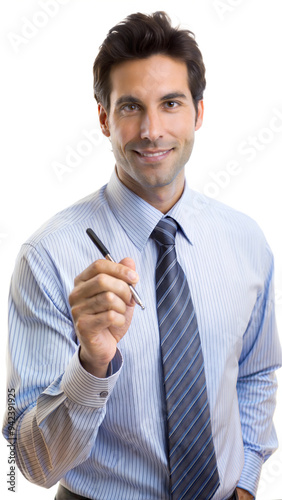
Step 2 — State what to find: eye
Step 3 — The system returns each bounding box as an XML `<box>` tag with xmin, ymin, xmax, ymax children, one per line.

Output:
<box><xmin>120</xmin><ymin>103</ymin><xmax>140</xmax><ymax>112</ymax></box>
<box><xmin>164</xmin><ymin>101</ymin><xmax>180</xmax><ymax>109</ymax></box>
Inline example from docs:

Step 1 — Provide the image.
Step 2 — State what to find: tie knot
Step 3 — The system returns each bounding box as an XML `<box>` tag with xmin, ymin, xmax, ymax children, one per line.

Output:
<box><xmin>151</xmin><ymin>217</ymin><xmax>177</xmax><ymax>247</ymax></box>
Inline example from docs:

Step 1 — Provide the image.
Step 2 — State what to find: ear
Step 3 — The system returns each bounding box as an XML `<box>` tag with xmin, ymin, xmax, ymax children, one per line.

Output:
<box><xmin>195</xmin><ymin>100</ymin><xmax>204</xmax><ymax>131</ymax></box>
<box><xmin>98</xmin><ymin>103</ymin><xmax>111</xmax><ymax>137</ymax></box>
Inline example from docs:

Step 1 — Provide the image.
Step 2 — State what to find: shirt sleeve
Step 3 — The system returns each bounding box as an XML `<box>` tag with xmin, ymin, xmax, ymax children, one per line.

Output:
<box><xmin>2</xmin><ymin>243</ymin><xmax>123</xmax><ymax>488</ymax></box>
<box><xmin>236</xmin><ymin>242</ymin><xmax>282</xmax><ymax>496</ymax></box>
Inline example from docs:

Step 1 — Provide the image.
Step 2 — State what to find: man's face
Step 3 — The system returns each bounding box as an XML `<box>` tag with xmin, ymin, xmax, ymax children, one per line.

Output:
<box><xmin>99</xmin><ymin>54</ymin><xmax>203</xmax><ymax>210</ymax></box>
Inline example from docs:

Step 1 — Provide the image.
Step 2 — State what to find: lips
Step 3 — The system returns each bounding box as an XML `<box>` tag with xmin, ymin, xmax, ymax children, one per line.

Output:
<box><xmin>137</xmin><ymin>149</ymin><xmax>171</xmax><ymax>157</ymax></box>
<box><xmin>133</xmin><ymin>148</ymin><xmax>174</xmax><ymax>161</ymax></box>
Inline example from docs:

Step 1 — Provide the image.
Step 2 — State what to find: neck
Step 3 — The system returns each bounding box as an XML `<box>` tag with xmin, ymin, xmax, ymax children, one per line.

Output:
<box><xmin>139</xmin><ymin>185</ymin><xmax>184</xmax><ymax>213</ymax></box>
<box><xmin>116</xmin><ymin>167</ymin><xmax>185</xmax><ymax>213</ymax></box>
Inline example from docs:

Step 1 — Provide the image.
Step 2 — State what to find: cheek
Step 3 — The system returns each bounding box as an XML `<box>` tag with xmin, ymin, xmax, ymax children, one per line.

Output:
<box><xmin>166</xmin><ymin>114</ymin><xmax>195</xmax><ymax>139</ymax></box>
<box><xmin>177</xmin><ymin>122</ymin><xmax>195</xmax><ymax>144</ymax></box>
<box><xmin>111</xmin><ymin>122</ymin><xmax>138</xmax><ymax>149</ymax></box>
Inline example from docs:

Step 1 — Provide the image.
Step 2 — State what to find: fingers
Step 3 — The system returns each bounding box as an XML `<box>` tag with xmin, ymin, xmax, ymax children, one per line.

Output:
<box><xmin>75</xmin><ymin>259</ymin><xmax>139</xmax><ymax>286</ymax></box>
<box><xmin>70</xmin><ymin>275</ymin><xmax>132</xmax><ymax>313</ymax></box>
<box><xmin>70</xmin><ymin>259</ymin><xmax>139</xmax><ymax>309</ymax></box>
<box><xmin>69</xmin><ymin>257</ymin><xmax>138</xmax><ymax>376</ymax></box>
<box><xmin>72</xmin><ymin>291</ymin><xmax>127</xmax><ymax>320</ymax></box>
<box><xmin>69</xmin><ymin>258</ymin><xmax>139</xmax><ymax>327</ymax></box>
<box><xmin>75</xmin><ymin>309</ymin><xmax>127</xmax><ymax>336</ymax></box>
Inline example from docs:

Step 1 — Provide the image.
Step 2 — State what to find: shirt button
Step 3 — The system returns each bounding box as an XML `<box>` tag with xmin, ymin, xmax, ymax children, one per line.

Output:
<box><xmin>100</xmin><ymin>391</ymin><xmax>108</xmax><ymax>398</ymax></box>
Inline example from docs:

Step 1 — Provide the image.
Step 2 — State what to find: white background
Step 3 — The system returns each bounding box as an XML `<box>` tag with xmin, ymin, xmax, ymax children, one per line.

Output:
<box><xmin>1</xmin><ymin>1</ymin><xmax>282</xmax><ymax>498</ymax></box>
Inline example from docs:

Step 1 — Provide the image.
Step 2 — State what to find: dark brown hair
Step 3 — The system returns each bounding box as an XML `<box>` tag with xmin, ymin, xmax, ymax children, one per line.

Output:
<box><xmin>93</xmin><ymin>11</ymin><xmax>206</xmax><ymax>115</ymax></box>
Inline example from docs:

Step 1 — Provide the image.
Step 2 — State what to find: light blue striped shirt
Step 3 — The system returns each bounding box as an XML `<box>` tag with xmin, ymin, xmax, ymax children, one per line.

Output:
<box><xmin>3</xmin><ymin>169</ymin><xmax>282</xmax><ymax>499</ymax></box>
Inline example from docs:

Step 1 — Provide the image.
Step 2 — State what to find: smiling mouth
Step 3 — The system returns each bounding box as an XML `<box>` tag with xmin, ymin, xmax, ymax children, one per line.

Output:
<box><xmin>134</xmin><ymin>149</ymin><xmax>173</xmax><ymax>158</ymax></box>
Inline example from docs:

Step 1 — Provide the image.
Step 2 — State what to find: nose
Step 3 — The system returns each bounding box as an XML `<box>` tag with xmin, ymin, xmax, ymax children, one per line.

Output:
<box><xmin>140</xmin><ymin>110</ymin><xmax>163</xmax><ymax>142</ymax></box>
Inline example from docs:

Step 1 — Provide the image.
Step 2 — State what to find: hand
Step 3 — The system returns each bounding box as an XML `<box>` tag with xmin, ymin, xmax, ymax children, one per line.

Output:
<box><xmin>236</xmin><ymin>487</ymin><xmax>254</xmax><ymax>500</ymax></box>
<box><xmin>69</xmin><ymin>257</ymin><xmax>139</xmax><ymax>378</ymax></box>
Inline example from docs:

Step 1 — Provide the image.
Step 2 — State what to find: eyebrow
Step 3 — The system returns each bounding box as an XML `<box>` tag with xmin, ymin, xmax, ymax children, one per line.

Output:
<box><xmin>114</xmin><ymin>92</ymin><xmax>188</xmax><ymax>108</ymax></box>
<box><xmin>115</xmin><ymin>95</ymin><xmax>142</xmax><ymax>107</ymax></box>
<box><xmin>161</xmin><ymin>92</ymin><xmax>188</xmax><ymax>101</ymax></box>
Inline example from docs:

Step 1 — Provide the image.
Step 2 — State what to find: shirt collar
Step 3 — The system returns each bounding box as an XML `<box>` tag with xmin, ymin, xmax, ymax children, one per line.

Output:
<box><xmin>105</xmin><ymin>169</ymin><xmax>195</xmax><ymax>252</ymax></box>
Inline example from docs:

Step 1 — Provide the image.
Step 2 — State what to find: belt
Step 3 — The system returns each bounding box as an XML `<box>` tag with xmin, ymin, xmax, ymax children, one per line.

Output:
<box><xmin>55</xmin><ymin>485</ymin><xmax>91</xmax><ymax>500</ymax></box>
<box><xmin>55</xmin><ymin>484</ymin><xmax>239</xmax><ymax>500</ymax></box>
<box><xmin>227</xmin><ymin>491</ymin><xmax>238</xmax><ymax>500</ymax></box>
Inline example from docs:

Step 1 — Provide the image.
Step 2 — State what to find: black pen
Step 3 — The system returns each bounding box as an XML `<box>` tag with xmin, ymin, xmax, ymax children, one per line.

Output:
<box><xmin>86</xmin><ymin>228</ymin><xmax>145</xmax><ymax>310</ymax></box>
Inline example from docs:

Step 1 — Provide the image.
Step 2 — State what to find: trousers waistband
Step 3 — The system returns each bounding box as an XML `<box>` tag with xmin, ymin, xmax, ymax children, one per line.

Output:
<box><xmin>55</xmin><ymin>484</ymin><xmax>91</xmax><ymax>500</ymax></box>
<box><xmin>227</xmin><ymin>490</ymin><xmax>239</xmax><ymax>500</ymax></box>
<box><xmin>55</xmin><ymin>484</ymin><xmax>238</xmax><ymax>500</ymax></box>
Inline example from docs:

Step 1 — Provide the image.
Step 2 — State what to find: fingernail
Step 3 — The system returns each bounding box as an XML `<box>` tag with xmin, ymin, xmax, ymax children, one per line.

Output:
<box><xmin>128</xmin><ymin>270</ymin><xmax>138</xmax><ymax>282</ymax></box>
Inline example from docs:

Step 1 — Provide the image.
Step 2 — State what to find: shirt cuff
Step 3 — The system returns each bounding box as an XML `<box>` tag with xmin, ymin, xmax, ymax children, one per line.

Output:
<box><xmin>237</xmin><ymin>448</ymin><xmax>264</xmax><ymax>497</ymax></box>
<box><xmin>61</xmin><ymin>348</ymin><xmax>123</xmax><ymax>408</ymax></box>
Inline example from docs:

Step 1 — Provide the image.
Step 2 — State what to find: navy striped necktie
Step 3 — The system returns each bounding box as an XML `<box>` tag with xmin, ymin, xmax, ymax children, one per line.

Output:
<box><xmin>151</xmin><ymin>216</ymin><xmax>220</xmax><ymax>500</ymax></box>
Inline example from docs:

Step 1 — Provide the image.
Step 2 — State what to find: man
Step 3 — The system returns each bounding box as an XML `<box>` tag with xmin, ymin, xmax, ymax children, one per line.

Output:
<box><xmin>3</xmin><ymin>11</ymin><xmax>282</xmax><ymax>500</ymax></box>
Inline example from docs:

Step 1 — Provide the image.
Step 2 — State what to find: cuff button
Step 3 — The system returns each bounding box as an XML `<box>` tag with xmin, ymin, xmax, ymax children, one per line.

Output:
<box><xmin>100</xmin><ymin>391</ymin><xmax>108</xmax><ymax>398</ymax></box>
